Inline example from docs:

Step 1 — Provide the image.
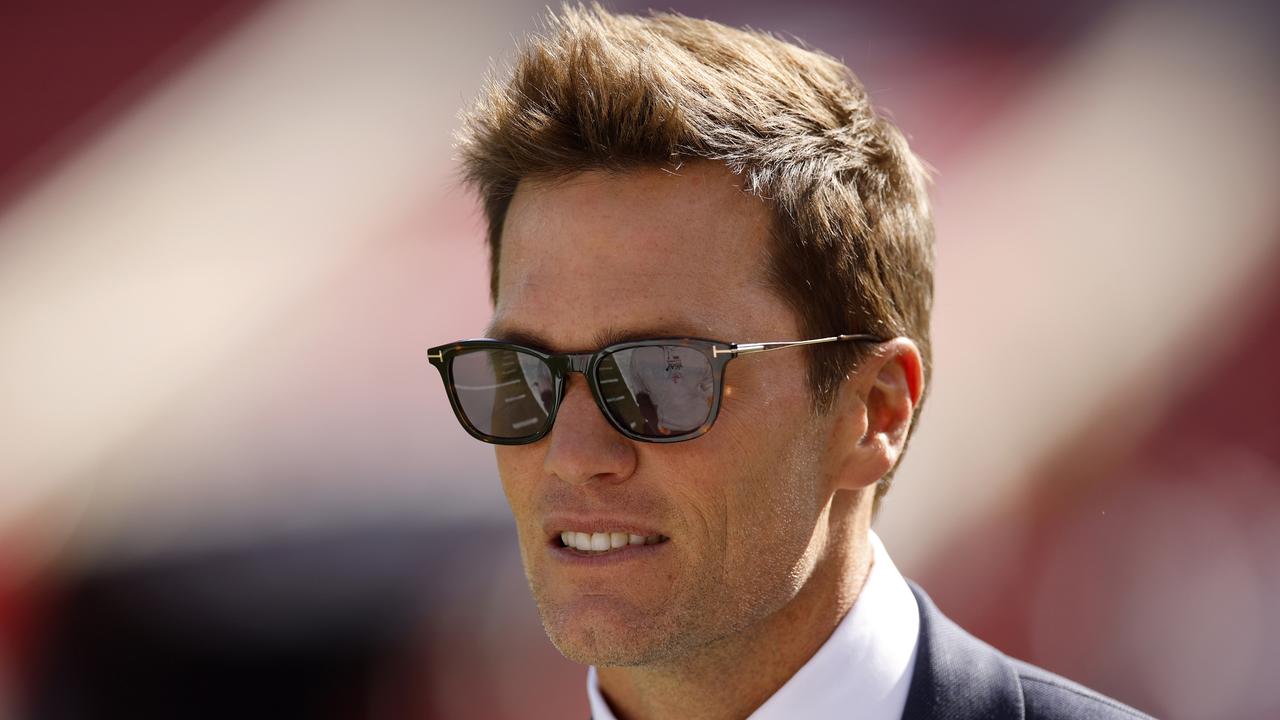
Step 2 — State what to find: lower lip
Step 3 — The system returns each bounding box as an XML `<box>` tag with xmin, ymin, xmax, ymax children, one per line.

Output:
<box><xmin>549</xmin><ymin>540</ymin><xmax>671</xmax><ymax>566</ymax></box>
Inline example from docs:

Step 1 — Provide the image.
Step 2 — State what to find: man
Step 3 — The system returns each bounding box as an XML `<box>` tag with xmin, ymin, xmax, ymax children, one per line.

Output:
<box><xmin>429</xmin><ymin>6</ymin><xmax>1152</xmax><ymax>719</ymax></box>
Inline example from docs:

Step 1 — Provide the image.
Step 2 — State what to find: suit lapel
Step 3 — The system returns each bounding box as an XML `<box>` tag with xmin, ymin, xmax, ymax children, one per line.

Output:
<box><xmin>900</xmin><ymin>582</ymin><xmax>1025</xmax><ymax>720</ymax></box>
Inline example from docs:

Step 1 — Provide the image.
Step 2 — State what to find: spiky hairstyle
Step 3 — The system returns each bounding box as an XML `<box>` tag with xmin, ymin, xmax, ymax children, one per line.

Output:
<box><xmin>456</xmin><ymin>4</ymin><xmax>934</xmax><ymax>505</ymax></box>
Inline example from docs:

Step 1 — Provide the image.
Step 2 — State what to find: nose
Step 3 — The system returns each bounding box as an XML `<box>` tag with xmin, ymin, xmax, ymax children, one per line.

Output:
<box><xmin>542</xmin><ymin>375</ymin><xmax>637</xmax><ymax>485</ymax></box>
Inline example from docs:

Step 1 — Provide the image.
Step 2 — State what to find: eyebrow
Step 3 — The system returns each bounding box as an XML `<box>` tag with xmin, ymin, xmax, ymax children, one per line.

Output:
<box><xmin>484</xmin><ymin>322</ymin><xmax>715</xmax><ymax>352</ymax></box>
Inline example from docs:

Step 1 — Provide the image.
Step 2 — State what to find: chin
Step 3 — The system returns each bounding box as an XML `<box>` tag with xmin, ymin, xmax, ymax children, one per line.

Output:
<box><xmin>537</xmin><ymin>599</ymin><xmax>675</xmax><ymax>667</ymax></box>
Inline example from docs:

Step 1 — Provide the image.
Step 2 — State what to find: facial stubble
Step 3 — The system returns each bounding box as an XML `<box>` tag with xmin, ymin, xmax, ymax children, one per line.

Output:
<box><xmin>517</xmin><ymin>426</ymin><xmax>831</xmax><ymax>669</ymax></box>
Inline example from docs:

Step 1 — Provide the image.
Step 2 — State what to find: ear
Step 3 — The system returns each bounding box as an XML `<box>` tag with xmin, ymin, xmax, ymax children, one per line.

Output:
<box><xmin>827</xmin><ymin>337</ymin><xmax>925</xmax><ymax>493</ymax></box>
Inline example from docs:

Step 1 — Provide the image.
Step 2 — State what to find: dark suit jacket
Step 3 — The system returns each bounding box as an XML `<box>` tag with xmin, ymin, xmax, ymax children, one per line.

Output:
<box><xmin>904</xmin><ymin>582</ymin><xmax>1153</xmax><ymax>719</ymax></box>
<box><xmin>589</xmin><ymin>583</ymin><xmax>1155</xmax><ymax>719</ymax></box>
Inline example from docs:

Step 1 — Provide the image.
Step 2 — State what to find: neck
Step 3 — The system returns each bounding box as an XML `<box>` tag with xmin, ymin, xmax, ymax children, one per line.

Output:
<box><xmin>596</xmin><ymin>490</ymin><xmax>874</xmax><ymax>720</ymax></box>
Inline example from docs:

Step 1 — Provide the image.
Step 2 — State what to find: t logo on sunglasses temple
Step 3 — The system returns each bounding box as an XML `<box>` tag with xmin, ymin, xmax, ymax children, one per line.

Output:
<box><xmin>428</xmin><ymin>333</ymin><xmax>883</xmax><ymax>445</ymax></box>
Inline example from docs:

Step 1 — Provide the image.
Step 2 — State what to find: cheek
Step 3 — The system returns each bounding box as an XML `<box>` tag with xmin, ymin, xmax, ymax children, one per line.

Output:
<box><xmin>495</xmin><ymin>446</ymin><xmax>542</xmax><ymax>519</ymax></box>
<box><xmin>708</xmin><ymin>412</ymin><xmax>830</xmax><ymax>583</ymax></box>
<box><xmin>721</xmin><ymin>469</ymin><xmax>825</xmax><ymax>609</ymax></box>
<box><xmin>495</xmin><ymin>446</ymin><xmax>556</xmax><ymax>581</ymax></box>
<box><xmin>710</xmin><ymin>365</ymin><xmax>819</xmax><ymax>485</ymax></box>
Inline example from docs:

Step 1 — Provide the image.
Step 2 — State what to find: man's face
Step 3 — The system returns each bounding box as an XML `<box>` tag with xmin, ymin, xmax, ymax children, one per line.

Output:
<box><xmin>491</xmin><ymin>162</ymin><xmax>843</xmax><ymax>666</ymax></box>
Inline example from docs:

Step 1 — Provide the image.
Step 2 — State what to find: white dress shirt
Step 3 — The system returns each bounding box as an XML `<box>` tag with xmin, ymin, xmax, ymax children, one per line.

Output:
<box><xmin>587</xmin><ymin>530</ymin><xmax>920</xmax><ymax>720</ymax></box>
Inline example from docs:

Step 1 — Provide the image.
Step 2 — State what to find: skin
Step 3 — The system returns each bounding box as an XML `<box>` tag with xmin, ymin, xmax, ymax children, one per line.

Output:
<box><xmin>489</xmin><ymin>161</ymin><xmax>923</xmax><ymax>720</ymax></box>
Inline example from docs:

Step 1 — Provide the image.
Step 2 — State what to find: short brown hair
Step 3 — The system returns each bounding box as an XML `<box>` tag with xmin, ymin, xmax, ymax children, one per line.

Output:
<box><xmin>456</xmin><ymin>4</ymin><xmax>934</xmax><ymax>506</ymax></box>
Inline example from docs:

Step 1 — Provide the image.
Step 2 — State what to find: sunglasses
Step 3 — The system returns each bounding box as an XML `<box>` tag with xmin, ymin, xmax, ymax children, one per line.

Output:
<box><xmin>428</xmin><ymin>334</ymin><xmax>883</xmax><ymax>444</ymax></box>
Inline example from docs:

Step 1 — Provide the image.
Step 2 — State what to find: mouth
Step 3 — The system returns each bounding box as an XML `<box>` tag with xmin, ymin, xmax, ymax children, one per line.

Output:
<box><xmin>555</xmin><ymin>531</ymin><xmax>670</xmax><ymax>555</ymax></box>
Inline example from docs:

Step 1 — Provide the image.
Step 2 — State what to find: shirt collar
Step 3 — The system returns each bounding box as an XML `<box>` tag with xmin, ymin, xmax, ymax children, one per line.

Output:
<box><xmin>587</xmin><ymin>529</ymin><xmax>919</xmax><ymax>720</ymax></box>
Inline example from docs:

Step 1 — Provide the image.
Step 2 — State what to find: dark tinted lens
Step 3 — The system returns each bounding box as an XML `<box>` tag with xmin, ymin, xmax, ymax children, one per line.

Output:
<box><xmin>601</xmin><ymin>345</ymin><xmax>714</xmax><ymax>437</ymax></box>
<box><xmin>451</xmin><ymin>348</ymin><xmax>555</xmax><ymax>439</ymax></box>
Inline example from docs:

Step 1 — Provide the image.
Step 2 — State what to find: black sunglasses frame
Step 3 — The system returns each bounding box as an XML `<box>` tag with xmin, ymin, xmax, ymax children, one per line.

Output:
<box><xmin>427</xmin><ymin>334</ymin><xmax>884</xmax><ymax>445</ymax></box>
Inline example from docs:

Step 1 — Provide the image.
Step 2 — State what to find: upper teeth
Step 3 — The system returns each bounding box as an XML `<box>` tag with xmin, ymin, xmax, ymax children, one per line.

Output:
<box><xmin>560</xmin><ymin>531</ymin><xmax>664</xmax><ymax>552</ymax></box>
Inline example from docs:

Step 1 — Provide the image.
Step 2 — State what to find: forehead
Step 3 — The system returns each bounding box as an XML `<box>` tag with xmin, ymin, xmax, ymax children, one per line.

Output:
<box><xmin>492</xmin><ymin>162</ymin><xmax>791</xmax><ymax>349</ymax></box>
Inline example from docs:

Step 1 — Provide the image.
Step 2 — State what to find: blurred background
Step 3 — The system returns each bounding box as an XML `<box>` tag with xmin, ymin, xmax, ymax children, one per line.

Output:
<box><xmin>1</xmin><ymin>0</ymin><xmax>1277</xmax><ymax>717</ymax></box>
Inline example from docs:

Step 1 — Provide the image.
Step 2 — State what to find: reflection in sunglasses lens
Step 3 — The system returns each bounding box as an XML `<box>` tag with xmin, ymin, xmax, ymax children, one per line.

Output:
<box><xmin>602</xmin><ymin>345</ymin><xmax>714</xmax><ymax>437</ymax></box>
<box><xmin>452</xmin><ymin>349</ymin><xmax>553</xmax><ymax>438</ymax></box>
